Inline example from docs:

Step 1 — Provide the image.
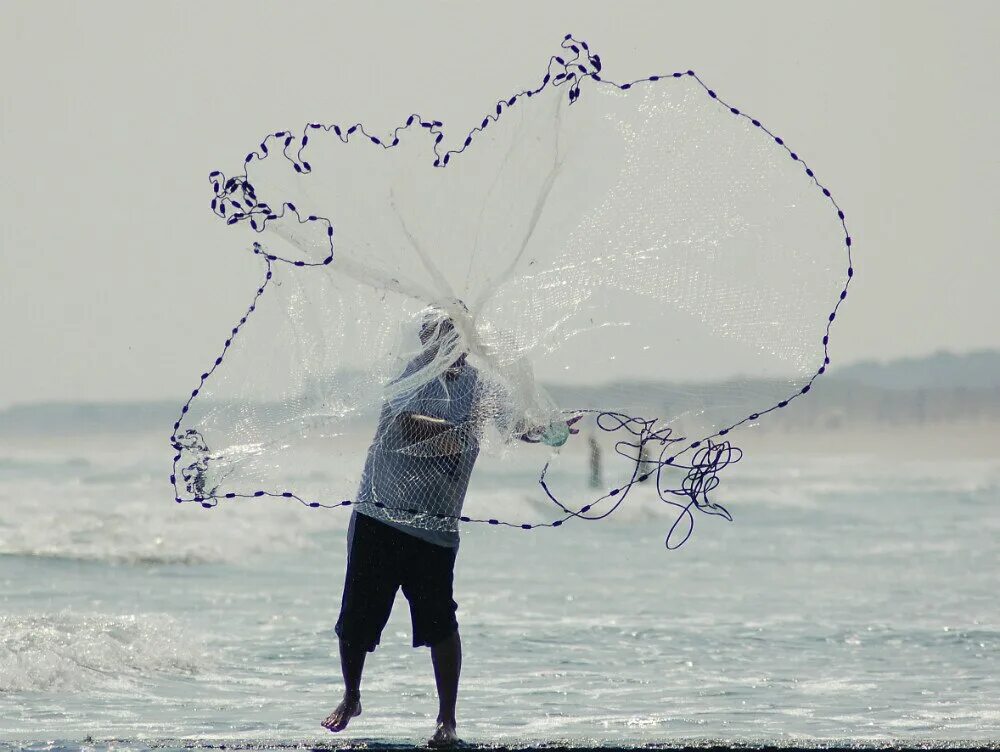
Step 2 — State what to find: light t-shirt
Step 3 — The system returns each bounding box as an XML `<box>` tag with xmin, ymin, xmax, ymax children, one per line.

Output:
<box><xmin>354</xmin><ymin>362</ymin><xmax>480</xmax><ymax>548</ymax></box>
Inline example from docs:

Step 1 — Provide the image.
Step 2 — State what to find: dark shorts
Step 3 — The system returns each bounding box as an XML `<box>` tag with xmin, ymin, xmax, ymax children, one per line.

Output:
<box><xmin>335</xmin><ymin>511</ymin><xmax>459</xmax><ymax>651</ymax></box>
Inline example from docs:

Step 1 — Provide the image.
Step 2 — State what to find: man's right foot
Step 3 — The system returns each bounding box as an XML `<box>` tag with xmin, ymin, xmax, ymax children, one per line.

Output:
<box><xmin>321</xmin><ymin>692</ymin><xmax>362</xmax><ymax>732</ymax></box>
<box><xmin>428</xmin><ymin>721</ymin><xmax>462</xmax><ymax>748</ymax></box>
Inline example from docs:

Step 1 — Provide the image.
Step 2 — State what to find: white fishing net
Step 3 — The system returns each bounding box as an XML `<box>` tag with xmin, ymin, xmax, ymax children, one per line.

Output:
<box><xmin>171</xmin><ymin>38</ymin><xmax>852</xmax><ymax>545</ymax></box>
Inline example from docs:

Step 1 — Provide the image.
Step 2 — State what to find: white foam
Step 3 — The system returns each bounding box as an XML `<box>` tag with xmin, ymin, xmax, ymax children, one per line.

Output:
<box><xmin>0</xmin><ymin>432</ymin><xmax>348</xmax><ymax>563</ymax></box>
<box><xmin>0</xmin><ymin>612</ymin><xmax>209</xmax><ymax>693</ymax></box>
<box><xmin>0</xmin><ymin>485</ymin><xmax>346</xmax><ymax>564</ymax></box>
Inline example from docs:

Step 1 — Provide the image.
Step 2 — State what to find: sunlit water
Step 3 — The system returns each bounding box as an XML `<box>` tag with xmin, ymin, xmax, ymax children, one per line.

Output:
<box><xmin>1</xmin><ymin>432</ymin><xmax>998</xmax><ymax>749</ymax></box>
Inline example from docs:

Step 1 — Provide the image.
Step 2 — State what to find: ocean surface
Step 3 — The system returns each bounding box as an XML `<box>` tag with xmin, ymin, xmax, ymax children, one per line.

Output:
<box><xmin>1</xmin><ymin>430</ymin><xmax>998</xmax><ymax>749</ymax></box>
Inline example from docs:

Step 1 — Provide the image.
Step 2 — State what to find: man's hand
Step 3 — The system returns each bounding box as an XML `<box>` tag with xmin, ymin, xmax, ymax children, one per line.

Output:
<box><xmin>520</xmin><ymin>414</ymin><xmax>583</xmax><ymax>444</ymax></box>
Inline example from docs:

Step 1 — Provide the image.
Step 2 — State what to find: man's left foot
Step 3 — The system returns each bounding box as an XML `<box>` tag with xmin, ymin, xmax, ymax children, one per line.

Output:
<box><xmin>428</xmin><ymin>721</ymin><xmax>462</xmax><ymax>748</ymax></box>
<box><xmin>321</xmin><ymin>692</ymin><xmax>362</xmax><ymax>732</ymax></box>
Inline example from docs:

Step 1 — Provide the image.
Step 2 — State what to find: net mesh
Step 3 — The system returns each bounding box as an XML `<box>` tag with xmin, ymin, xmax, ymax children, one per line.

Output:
<box><xmin>170</xmin><ymin>36</ymin><xmax>853</xmax><ymax>548</ymax></box>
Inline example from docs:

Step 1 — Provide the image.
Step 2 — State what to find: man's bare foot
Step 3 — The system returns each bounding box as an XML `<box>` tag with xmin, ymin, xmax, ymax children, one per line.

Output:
<box><xmin>428</xmin><ymin>720</ymin><xmax>461</xmax><ymax>748</ymax></box>
<box><xmin>321</xmin><ymin>692</ymin><xmax>362</xmax><ymax>732</ymax></box>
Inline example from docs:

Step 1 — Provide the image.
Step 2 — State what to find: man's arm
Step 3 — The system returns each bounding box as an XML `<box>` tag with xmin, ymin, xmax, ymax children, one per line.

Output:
<box><xmin>397</xmin><ymin>413</ymin><xmax>466</xmax><ymax>456</ymax></box>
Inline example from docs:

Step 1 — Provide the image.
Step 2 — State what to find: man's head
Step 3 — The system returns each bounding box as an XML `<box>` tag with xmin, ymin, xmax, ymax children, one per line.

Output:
<box><xmin>419</xmin><ymin>312</ymin><xmax>455</xmax><ymax>346</ymax></box>
<box><xmin>418</xmin><ymin>307</ymin><xmax>467</xmax><ymax>373</ymax></box>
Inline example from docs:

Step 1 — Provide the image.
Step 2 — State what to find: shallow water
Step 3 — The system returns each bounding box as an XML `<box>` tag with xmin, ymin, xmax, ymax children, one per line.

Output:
<box><xmin>1</xmin><ymin>433</ymin><xmax>998</xmax><ymax>748</ymax></box>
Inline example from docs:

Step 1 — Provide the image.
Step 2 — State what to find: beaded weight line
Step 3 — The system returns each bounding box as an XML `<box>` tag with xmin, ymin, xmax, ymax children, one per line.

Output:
<box><xmin>170</xmin><ymin>34</ymin><xmax>854</xmax><ymax>549</ymax></box>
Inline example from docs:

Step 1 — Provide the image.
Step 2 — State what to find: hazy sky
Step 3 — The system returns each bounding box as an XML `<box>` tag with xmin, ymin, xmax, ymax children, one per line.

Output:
<box><xmin>2</xmin><ymin>0</ymin><xmax>998</xmax><ymax>408</ymax></box>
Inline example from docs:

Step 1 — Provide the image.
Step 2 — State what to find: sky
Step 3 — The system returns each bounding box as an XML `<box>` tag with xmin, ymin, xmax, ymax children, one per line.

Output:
<box><xmin>1</xmin><ymin>0</ymin><xmax>998</xmax><ymax>408</ymax></box>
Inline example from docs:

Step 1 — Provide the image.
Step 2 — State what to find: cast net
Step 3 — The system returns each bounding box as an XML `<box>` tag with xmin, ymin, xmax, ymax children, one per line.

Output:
<box><xmin>170</xmin><ymin>36</ymin><xmax>853</xmax><ymax>547</ymax></box>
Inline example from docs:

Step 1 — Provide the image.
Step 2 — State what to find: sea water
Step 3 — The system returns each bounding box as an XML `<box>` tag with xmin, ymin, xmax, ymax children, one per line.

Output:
<box><xmin>1</xmin><ymin>431</ymin><xmax>998</xmax><ymax>748</ymax></box>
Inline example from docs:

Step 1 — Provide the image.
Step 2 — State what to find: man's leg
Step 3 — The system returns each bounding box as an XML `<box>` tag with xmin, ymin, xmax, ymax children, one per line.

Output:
<box><xmin>341</xmin><ymin>637</ymin><xmax>367</xmax><ymax>696</ymax></box>
<box><xmin>324</xmin><ymin>512</ymin><xmax>400</xmax><ymax>733</ymax></box>
<box><xmin>400</xmin><ymin>537</ymin><xmax>461</xmax><ymax>746</ymax></box>
<box><xmin>322</xmin><ymin>638</ymin><xmax>366</xmax><ymax>731</ymax></box>
<box><xmin>430</xmin><ymin>629</ymin><xmax>461</xmax><ymax>742</ymax></box>
<box><xmin>432</xmin><ymin>630</ymin><xmax>462</xmax><ymax>723</ymax></box>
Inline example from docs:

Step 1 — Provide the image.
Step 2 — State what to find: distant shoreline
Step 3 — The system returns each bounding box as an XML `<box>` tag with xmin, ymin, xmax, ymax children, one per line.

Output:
<box><xmin>3</xmin><ymin>350</ymin><xmax>999</xmax><ymax>456</ymax></box>
<box><xmin>736</xmin><ymin>421</ymin><xmax>1000</xmax><ymax>460</ymax></box>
